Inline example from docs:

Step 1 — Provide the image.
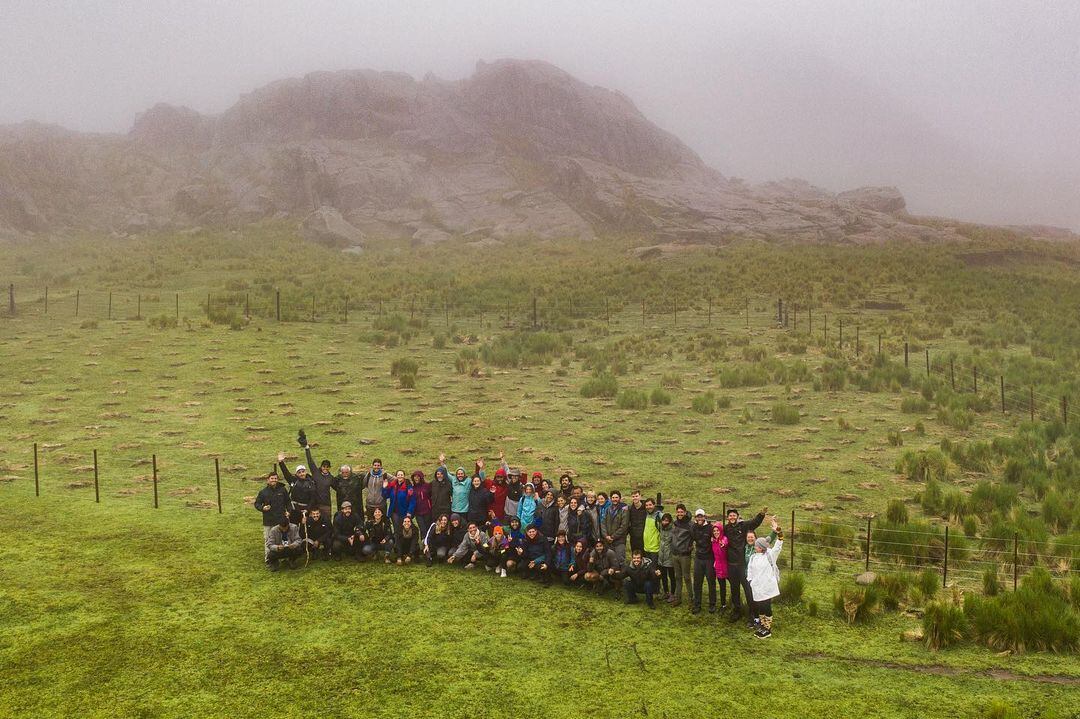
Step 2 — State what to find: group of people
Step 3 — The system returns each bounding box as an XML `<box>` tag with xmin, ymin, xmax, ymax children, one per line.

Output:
<box><xmin>255</xmin><ymin>433</ymin><xmax>786</xmax><ymax>638</ymax></box>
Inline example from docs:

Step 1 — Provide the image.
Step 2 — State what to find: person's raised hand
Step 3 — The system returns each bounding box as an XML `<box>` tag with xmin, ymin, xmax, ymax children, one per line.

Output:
<box><xmin>476</xmin><ymin>458</ymin><xmax>485</xmax><ymax>469</ymax></box>
<box><xmin>439</xmin><ymin>452</ymin><xmax>446</xmax><ymax>464</ymax></box>
<box><xmin>277</xmin><ymin>451</ymin><xmax>286</xmax><ymax>462</ymax></box>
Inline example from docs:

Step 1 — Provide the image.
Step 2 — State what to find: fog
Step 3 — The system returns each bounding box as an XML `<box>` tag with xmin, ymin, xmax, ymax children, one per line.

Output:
<box><xmin>2</xmin><ymin>1</ymin><xmax>1078</xmax><ymax>229</ymax></box>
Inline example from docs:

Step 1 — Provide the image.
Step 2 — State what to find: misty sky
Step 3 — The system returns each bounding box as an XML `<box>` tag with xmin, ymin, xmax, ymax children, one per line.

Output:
<box><xmin>2</xmin><ymin>1</ymin><xmax>1078</xmax><ymax>228</ymax></box>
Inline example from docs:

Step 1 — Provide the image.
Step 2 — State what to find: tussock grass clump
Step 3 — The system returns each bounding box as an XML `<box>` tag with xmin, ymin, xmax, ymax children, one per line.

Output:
<box><xmin>580</xmin><ymin>372</ymin><xmax>618</xmax><ymax>399</ymax></box>
<box><xmin>717</xmin><ymin>365</ymin><xmax>768</xmax><ymax>388</ymax></box>
<box><xmin>616</xmin><ymin>389</ymin><xmax>648</xmax><ymax>410</ymax></box>
<box><xmin>834</xmin><ymin>585</ymin><xmax>881</xmax><ymax>625</ymax></box>
<box><xmin>802</xmin><ymin>517</ymin><xmax>856</xmax><ymax>549</ymax></box>
<box><xmin>780</xmin><ymin>573</ymin><xmax>805</xmax><ymax>603</ymax></box>
<box><xmin>771</xmin><ymin>402</ymin><xmax>800</xmax><ymax>425</ymax></box>
<box><xmin>650</xmin><ymin>388</ymin><xmax>672</xmax><ymax>406</ymax></box>
<box><xmin>454</xmin><ymin>348</ymin><xmax>479</xmax><ymax>374</ymax></box>
<box><xmin>923</xmin><ymin>600</ymin><xmax>969</xmax><ymax>650</ymax></box>
<box><xmin>901</xmin><ymin>396</ymin><xmax>930</xmax><ymax>413</ymax></box>
<box><xmin>896</xmin><ymin>448</ymin><xmax>954</xmax><ymax>483</ymax></box>
<box><xmin>872</xmin><ymin>520</ymin><xmax>943</xmax><ymax>567</ymax></box>
<box><xmin>480</xmin><ymin>331</ymin><xmax>567</xmax><ymax>368</ymax></box>
<box><xmin>873</xmin><ymin>572</ymin><xmax>914</xmax><ymax>610</ymax></box>
<box><xmin>691</xmin><ymin>392</ymin><xmax>716</xmax><ymax>415</ymax></box>
<box><xmin>885</xmin><ymin>499</ymin><xmax>909</xmax><ymax>524</ymax></box>
<box><xmin>963</xmin><ymin>568</ymin><xmax>1080</xmax><ymax>653</ymax></box>
<box><xmin>660</xmin><ymin>373</ymin><xmax>682</xmax><ymax>388</ymax></box>
<box><xmin>390</xmin><ymin>357</ymin><xmax>419</xmax><ymax>378</ymax></box>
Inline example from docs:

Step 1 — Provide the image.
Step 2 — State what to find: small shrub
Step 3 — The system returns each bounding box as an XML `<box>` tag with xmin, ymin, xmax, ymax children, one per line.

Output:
<box><xmin>397</xmin><ymin>372</ymin><xmax>416</xmax><ymax>389</ymax></box>
<box><xmin>432</xmin><ymin>333</ymin><xmax>447</xmax><ymax>349</ymax></box>
<box><xmin>982</xmin><ymin>569</ymin><xmax>1002</xmax><ymax>597</ymax></box>
<box><xmin>962</xmin><ymin>515</ymin><xmax>978</xmax><ymax>537</ymax></box>
<box><xmin>660</xmin><ymin>373</ymin><xmax>682</xmax><ymax>388</ymax></box>
<box><xmin>923</xmin><ymin>600</ymin><xmax>969</xmax><ymax>650</ymax></box>
<box><xmin>715</xmin><ymin>395</ymin><xmax>732</xmax><ymax>409</ymax></box>
<box><xmin>837</xmin><ymin>416</ymin><xmax>852</xmax><ymax>431</ymax></box>
<box><xmin>901</xmin><ymin>396</ymin><xmax>931</xmax><ymax>414</ymax></box>
<box><xmin>887</xmin><ymin>430</ymin><xmax>903</xmax><ymax>447</ymax></box>
<box><xmin>885</xmin><ymin>499</ymin><xmax>909</xmax><ymax>524</ymax></box>
<box><xmin>148</xmin><ymin>314</ymin><xmax>178</xmax><ymax>330</ymax></box>
<box><xmin>779</xmin><ymin>573</ymin><xmax>805</xmax><ymax>603</ymax></box>
<box><xmin>834</xmin><ymin>585</ymin><xmax>881</xmax><ymax>625</ymax></box>
<box><xmin>914</xmin><ymin>421</ymin><xmax>926</xmax><ymax>436</ymax></box>
<box><xmin>454</xmin><ymin>348</ymin><xmax>479</xmax><ymax>374</ymax></box>
<box><xmin>691</xmin><ymin>392</ymin><xmax>716</xmax><ymax>415</ymax></box>
<box><xmin>390</xmin><ymin>357</ymin><xmax>419</xmax><ymax>378</ymax></box>
<box><xmin>650</xmin><ymin>388</ymin><xmax>672</xmax><ymax>406</ymax></box>
<box><xmin>80</xmin><ymin>320</ymin><xmax>98</xmax><ymax>329</ymax></box>
<box><xmin>616</xmin><ymin>389</ymin><xmax>649</xmax><ymax>410</ymax></box>
<box><xmin>807</xmin><ymin>600</ymin><xmax>819</xmax><ymax>618</ymax></box>
<box><xmin>964</xmin><ymin>568</ymin><xmax>1080</xmax><ymax>652</ymax></box>
<box><xmin>580</xmin><ymin>372</ymin><xmax>619</xmax><ymax>399</ymax></box>
<box><xmin>771</xmin><ymin>402</ymin><xmax>800</xmax><ymax>425</ymax></box>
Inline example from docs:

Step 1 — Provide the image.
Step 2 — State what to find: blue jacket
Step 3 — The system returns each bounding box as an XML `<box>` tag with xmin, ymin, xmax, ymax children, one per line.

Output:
<box><xmin>552</xmin><ymin>541</ymin><xmax>574</xmax><ymax>571</ymax></box>
<box><xmin>517</xmin><ymin>494</ymin><xmax>539</xmax><ymax>527</ymax></box>
<box><xmin>382</xmin><ymin>481</ymin><xmax>416</xmax><ymax>518</ymax></box>
<box><xmin>450</xmin><ymin>468</ymin><xmax>471</xmax><ymax>514</ymax></box>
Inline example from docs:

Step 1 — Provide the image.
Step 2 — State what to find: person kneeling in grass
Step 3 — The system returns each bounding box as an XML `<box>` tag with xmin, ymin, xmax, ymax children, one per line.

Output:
<box><xmin>448</xmin><ymin>521</ymin><xmax>490</xmax><ymax>569</ymax></box>
<box><xmin>567</xmin><ymin>539</ymin><xmax>590</xmax><ymax>587</ymax></box>
<box><xmin>584</xmin><ymin>537</ymin><xmax>622</xmax><ymax>594</ymax></box>
<box><xmin>265</xmin><ymin>519</ymin><xmax>303</xmax><ymax>571</ymax></box>
<box><xmin>393</xmin><ymin>515</ymin><xmax>420</xmax><ymax>565</ymax></box>
<box><xmin>423</xmin><ymin>513</ymin><xmax>454</xmax><ymax>566</ymax></box>
<box><xmin>331</xmin><ymin>501</ymin><xmax>364</xmax><ymax>560</ymax></box>
<box><xmin>623</xmin><ymin>549</ymin><xmax>661</xmax><ymax>608</ymax></box>
<box><xmin>303</xmin><ymin>507</ymin><xmax>332</xmax><ymax>560</ymax></box>
<box><xmin>363</xmin><ymin>507</ymin><xmax>394</xmax><ymax>563</ymax></box>
<box><xmin>746</xmin><ymin>518</ymin><xmax>784</xmax><ymax>639</ymax></box>
<box><xmin>551</xmin><ymin>531</ymin><xmax>574</xmax><ymax>585</ymax></box>
<box><xmin>520</xmin><ymin>525</ymin><xmax>552</xmax><ymax>585</ymax></box>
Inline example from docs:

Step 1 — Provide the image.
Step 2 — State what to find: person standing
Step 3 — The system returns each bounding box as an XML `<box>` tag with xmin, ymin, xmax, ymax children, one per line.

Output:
<box><xmin>601</xmin><ymin>491</ymin><xmax>629</xmax><ymax>568</ymax></box>
<box><xmin>711</xmin><ymin>522</ymin><xmax>730</xmax><ymax>613</ymax></box>
<box><xmin>254</xmin><ymin>471</ymin><xmax>291</xmax><ymax>545</ymax></box>
<box><xmin>412</xmin><ymin>470</ymin><xmax>432</xmax><ymax>537</ymax></box>
<box><xmin>450</xmin><ymin>466</ymin><xmax>471</xmax><ymax>518</ymax></box>
<box><xmin>747</xmin><ymin>519</ymin><xmax>784</xmax><ymax>638</ymax></box>
<box><xmin>430</xmin><ymin>461</ymin><xmax>453</xmax><ymax>520</ymax></box>
<box><xmin>668</xmin><ymin>504</ymin><xmax>693</xmax><ymax>607</ymax></box>
<box><xmin>517</xmin><ymin>483</ymin><xmax>539</xmax><ymax>528</ymax></box>
<box><xmin>331</xmin><ymin>464</ymin><xmax>360</xmax><ymax>513</ymax></box>
<box><xmin>361</xmin><ymin>458</ymin><xmax>387</xmax><ymax>521</ymax></box>
<box><xmin>383</xmin><ymin>469</ymin><xmax>416</xmax><ymax>526</ymax></box>
<box><xmin>690</xmin><ymin>508</ymin><xmax>717</xmax><ymax>615</ymax></box>
<box><xmin>657</xmin><ymin>512</ymin><xmax>676</xmax><ymax>601</ymax></box>
<box><xmin>642</xmin><ymin>497</ymin><xmax>662</xmax><ymax>566</ymax></box>
<box><xmin>627</xmin><ymin>490</ymin><xmax>648</xmax><ymax>554</ymax></box>
<box><xmin>303</xmin><ymin>442</ymin><xmax>335</xmax><ymax>517</ymax></box>
<box><xmin>724</xmin><ymin>507</ymin><xmax>766</xmax><ymax>623</ymax></box>
<box><xmin>277</xmin><ymin>452</ymin><xmax>314</xmax><ymax>524</ymax></box>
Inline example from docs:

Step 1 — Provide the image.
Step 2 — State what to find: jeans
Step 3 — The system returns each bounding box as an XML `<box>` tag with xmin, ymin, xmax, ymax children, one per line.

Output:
<box><xmin>624</xmin><ymin>578</ymin><xmax>655</xmax><ymax>604</ymax></box>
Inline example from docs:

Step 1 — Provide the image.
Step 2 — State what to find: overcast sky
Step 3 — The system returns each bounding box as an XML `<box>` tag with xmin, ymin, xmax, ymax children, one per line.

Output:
<box><xmin>2</xmin><ymin>1</ymin><xmax>1078</xmax><ymax>228</ymax></box>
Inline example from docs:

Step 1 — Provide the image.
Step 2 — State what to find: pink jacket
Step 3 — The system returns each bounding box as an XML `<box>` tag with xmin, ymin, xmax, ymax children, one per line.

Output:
<box><xmin>711</xmin><ymin>523</ymin><xmax>729</xmax><ymax>579</ymax></box>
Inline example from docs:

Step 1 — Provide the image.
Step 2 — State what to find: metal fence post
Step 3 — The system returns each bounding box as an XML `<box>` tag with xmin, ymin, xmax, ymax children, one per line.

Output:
<box><xmin>790</xmin><ymin>509</ymin><xmax>795</xmax><ymax>571</ymax></box>
<box><xmin>93</xmin><ymin>449</ymin><xmax>100</xmax><ymax>503</ymax></box>
<box><xmin>152</xmin><ymin>454</ymin><xmax>158</xmax><ymax>509</ymax></box>
<box><xmin>215</xmin><ymin>458</ymin><xmax>222</xmax><ymax>514</ymax></box>
<box><xmin>942</xmin><ymin>524</ymin><xmax>949</xmax><ymax>588</ymax></box>
<box><xmin>34</xmin><ymin>442</ymin><xmax>39</xmax><ymax>497</ymax></box>
<box><xmin>864</xmin><ymin>516</ymin><xmax>871</xmax><ymax>572</ymax></box>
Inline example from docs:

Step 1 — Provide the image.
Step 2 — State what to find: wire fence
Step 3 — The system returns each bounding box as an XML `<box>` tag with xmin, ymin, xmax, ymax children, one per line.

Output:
<box><xmin>7</xmin><ymin>442</ymin><xmax>1077</xmax><ymax>592</ymax></box>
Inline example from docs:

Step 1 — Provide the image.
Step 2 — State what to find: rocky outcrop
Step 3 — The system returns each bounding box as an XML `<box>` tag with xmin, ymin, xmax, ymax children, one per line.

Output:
<box><xmin>0</xmin><ymin>59</ymin><xmax>989</xmax><ymax>245</ymax></box>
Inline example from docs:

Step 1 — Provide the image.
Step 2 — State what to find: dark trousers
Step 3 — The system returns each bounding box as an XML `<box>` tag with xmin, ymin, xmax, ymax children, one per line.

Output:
<box><xmin>692</xmin><ymin>557</ymin><xmax>716</xmax><ymax>610</ymax></box>
<box><xmin>332</xmin><ymin>537</ymin><xmax>363</xmax><ymax>559</ymax></box>
<box><xmin>362</xmin><ymin>538</ymin><xmax>392</xmax><ymax>558</ymax></box>
<box><xmin>266</xmin><ymin>545</ymin><xmax>303</xmax><ymax>566</ymax></box>
<box><xmin>629</xmin><ymin>532</ymin><xmax>644</xmax><ymax>552</ymax></box>
<box><xmin>727</xmin><ymin>564</ymin><xmax>749</xmax><ymax>613</ymax></box>
<box><xmin>750</xmin><ymin>597</ymin><xmax>773</xmax><ymax>618</ymax></box>
<box><xmin>624</xmin><ymin>578</ymin><xmax>655</xmax><ymax>604</ymax></box>
<box><xmin>304</xmin><ymin>539</ymin><xmax>330</xmax><ymax>560</ymax></box>
<box><xmin>716</xmin><ymin>577</ymin><xmax>729</xmax><ymax>606</ymax></box>
<box><xmin>659</xmin><ymin>566</ymin><xmax>675</xmax><ymax>593</ymax></box>
<box><xmin>523</xmin><ymin>563</ymin><xmax>551</xmax><ymax>585</ymax></box>
<box><xmin>416</xmin><ymin>513</ymin><xmax>432</xmax><ymax>539</ymax></box>
<box><xmin>609</xmin><ymin>540</ymin><xmax>627</xmax><ymax>569</ymax></box>
<box><xmin>426</xmin><ymin>546</ymin><xmax>449</xmax><ymax>565</ymax></box>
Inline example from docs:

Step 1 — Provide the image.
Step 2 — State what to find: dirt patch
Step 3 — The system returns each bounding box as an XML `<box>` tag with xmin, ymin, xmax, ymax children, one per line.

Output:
<box><xmin>795</xmin><ymin>652</ymin><xmax>1079</xmax><ymax>685</ymax></box>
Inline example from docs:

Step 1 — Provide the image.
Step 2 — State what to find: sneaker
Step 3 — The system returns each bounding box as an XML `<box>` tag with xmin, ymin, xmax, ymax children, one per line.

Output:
<box><xmin>755</xmin><ymin>628</ymin><xmax>772</xmax><ymax>639</ymax></box>
<box><xmin>464</xmin><ymin>563</ymin><xmax>476</xmax><ymax>569</ymax></box>
<box><xmin>483</xmin><ymin>565</ymin><xmax>491</xmax><ymax>572</ymax></box>
<box><xmin>500</xmin><ymin>568</ymin><xmax>508</xmax><ymax>578</ymax></box>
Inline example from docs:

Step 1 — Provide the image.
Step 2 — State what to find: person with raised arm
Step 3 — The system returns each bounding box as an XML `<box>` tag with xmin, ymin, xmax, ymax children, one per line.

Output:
<box><xmin>723</xmin><ymin>506</ymin><xmax>767</xmax><ymax>623</ymax></box>
<box><xmin>430</xmin><ymin>455</ymin><xmax>453</xmax><ymax>521</ymax></box>
<box><xmin>277</xmin><ymin>451</ymin><xmax>314</xmax><ymax>524</ymax></box>
<box><xmin>746</xmin><ymin>517</ymin><xmax>785</xmax><ymax>638</ymax></box>
<box><xmin>299</xmin><ymin>431</ymin><xmax>335</xmax><ymax>518</ymax></box>
<box><xmin>690</xmin><ymin>508</ymin><xmax>717</xmax><ymax>615</ymax></box>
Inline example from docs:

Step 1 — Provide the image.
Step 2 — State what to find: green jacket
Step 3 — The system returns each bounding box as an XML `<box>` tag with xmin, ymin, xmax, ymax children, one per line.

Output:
<box><xmin>743</xmin><ymin>530</ymin><xmax>777</xmax><ymax>565</ymax></box>
<box><xmin>642</xmin><ymin>510</ymin><xmax>662</xmax><ymax>553</ymax></box>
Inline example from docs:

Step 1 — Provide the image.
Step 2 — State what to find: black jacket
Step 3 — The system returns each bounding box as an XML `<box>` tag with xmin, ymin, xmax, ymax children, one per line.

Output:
<box><xmin>466</xmin><ymin>484</ymin><xmax>493</xmax><ymax>524</ymax></box>
<box><xmin>305</xmin><ymin>448</ymin><xmax>334</xmax><ymax>507</ymax></box>
<box><xmin>628</xmin><ymin>501</ymin><xmax>648</xmax><ymax>539</ymax></box>
<box><xmin>332</xmin><ymin>474</ymin><xmax>362</xmax><ymax>510</ymax></box>
<box><xmin>365</xmin><ymin>516</ymin><xmax>393</xmax><ymax>544</ymax></box>
<box><xmin>332</xmin><ymin>511</ymin><xmax>362</xmax><ymax>542</ymax></box>
<box><xmin>395</xmin><ymin>527</ymin><xmax>420</xmax><ymax>557</ymax></box>
<box><xmin>538</xmin><ymin>500</ymin><xmax>560</xmax><ymax>540</ymax></box>
<box><xmin>425</xmin><ymin>525</ymin><xmax>455</xmax><ymax>552</ymax></box>
<box><xmin>304</xmin><ymin>514</ymin><xmax>332</xmax><ymax>545</ymax></box>
<box><xmin>690</xmin><ymin>520</ymin><xmax>714</xmax><ymax>560</ymax></box>
<box><xmin>255</xmin><ymin>483</ymin><xmax>291</xmax><ymax>526</ymax></box>
<box><xmin>567</xmin><ymin>509</ymin><xmax>593</xmax><ymax>544</ymax></box>
<box><xmin>670</xmin><ymin>516</ymin><xmax>694</xmax><ymax>556</ymax></box>
<box><xmin>587</xmin><ymin>547</ymin><xmax>618</xmax><ymax>574</ymax></box>
<box><xmin>449</xmin><ymin>523</ymin><xmax>467</xmax><ymax>550</ymax></box>
<box><xmin>430</xmin><ymin>476</ymin><xmax>453</xmax><ymax>518</ymax></box>
<box><xmin>522</xmin><ymin>535</ymin><xmax>551</xmax><ymax>565</ymax></box>
<box><xmin>625</xmin><ymin>556</ymin><xmax>660</xmax><ymax>586</ymax></box>
<box><xmin>724</xmin><ymin>513</ymin><xmax>765</xmax><ymax>566</ymax></box>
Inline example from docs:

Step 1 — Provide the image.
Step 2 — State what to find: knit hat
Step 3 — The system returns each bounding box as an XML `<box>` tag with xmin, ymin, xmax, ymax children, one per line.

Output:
<box><xmin>495</xmin><ymin>467</ymin><xmax>507</xmax><ymax>478</ymax></box>
<box><xmin>295</xmin><ymin>465</ymin><xmax>307</xmax><ymax>474</ymax></box>
<box><xmin>532</xmin><ymin>471</ymin><xmax>543</xmax><ymax>479</ymax></box>
<box><xmin>450</xmin><ymin>513</ymin><xmax>461</xmax><ymax>522</ymax></box>
<box><xmin>754</xmin><ymin>537</ymin><xmax>771</xmax><ymax>551</ymax></box>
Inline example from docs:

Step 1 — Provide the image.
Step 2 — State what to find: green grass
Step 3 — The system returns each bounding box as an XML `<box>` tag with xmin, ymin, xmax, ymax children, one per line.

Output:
<box><xmin>2</xmin><ymin>231</ymin><xmax>1080</xmax><ymax>716</ymax></box>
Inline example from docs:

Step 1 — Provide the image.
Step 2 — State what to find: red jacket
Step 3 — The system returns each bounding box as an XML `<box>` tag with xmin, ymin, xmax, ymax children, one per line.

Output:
<box><xmin>489</xmin><ymin>479</ymin><xmax>508</xmax><ymax>520</ymax></box>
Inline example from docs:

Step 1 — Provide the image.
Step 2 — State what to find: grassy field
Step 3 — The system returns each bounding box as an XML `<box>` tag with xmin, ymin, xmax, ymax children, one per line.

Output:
<box><xmin>1</xmin><ymin>231</ymin><xmax>1079</xmax><ymax>718</ymax></box>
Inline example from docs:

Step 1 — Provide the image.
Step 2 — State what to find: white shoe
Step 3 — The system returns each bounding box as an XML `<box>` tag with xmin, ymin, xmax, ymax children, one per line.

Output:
<box><xmin>500</xmin><ymin>568</ymin><xmax>507</xmax><ymax>578</ymax></box>
<box><xmin>484</xmin><ymin>564</ymin><xmax>491</xmax><ymax>572</ymax></box>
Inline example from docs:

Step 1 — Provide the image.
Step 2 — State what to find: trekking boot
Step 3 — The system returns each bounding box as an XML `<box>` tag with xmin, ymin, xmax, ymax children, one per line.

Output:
<box><xmin>728</xmin><ymin>610</ymin><xmax>742</xmax><ymax>623</ymax></box>
<box><xmin>500</xmin><ymin>568</ymin><xmax>508</xmax><ymax>578</ymax></box>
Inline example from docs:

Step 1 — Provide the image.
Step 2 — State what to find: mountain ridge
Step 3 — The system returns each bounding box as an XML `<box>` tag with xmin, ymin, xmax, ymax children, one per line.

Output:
<box><xmin>0</xmin><ymin>58</ymin><xmax>1068</xmax><ymax>246</ymax></box>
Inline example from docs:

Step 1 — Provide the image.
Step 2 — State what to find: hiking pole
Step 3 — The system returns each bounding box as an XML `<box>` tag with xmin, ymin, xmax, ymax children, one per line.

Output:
<box><xmin>302</xmin><ymin>509</ymin><xmax>310</xmax><ymax>568</ymax></box>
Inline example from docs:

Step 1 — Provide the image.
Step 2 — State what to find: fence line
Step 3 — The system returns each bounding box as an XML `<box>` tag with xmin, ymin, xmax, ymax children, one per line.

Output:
<box><xmin>8</xmin><ymin>442</ymin><xmax>1077</xmax><ymax>592</ymax></box>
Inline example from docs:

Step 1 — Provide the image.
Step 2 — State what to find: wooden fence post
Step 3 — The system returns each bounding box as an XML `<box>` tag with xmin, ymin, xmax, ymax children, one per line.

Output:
<box><xmin>93</xmin><ymin>449</ymin><xmax>100</xmax><ymax>503</ymax></box>
<box><xmin>1063</xmin><ymin>396</ymin><xmax>1069</xmax><ymax>425</ymax></box>
<box><xmin>152</xmin><ymin>454</ymin><xmax>158</xmax><ymax>509</ymax></box>
<box><xmin>926</xmin><ymin>348</ymin><xmax>930</xmax><ymax>376</ymax></box>
<box><xmin>245</xmin><ymin>292</ymin><xmax>250</xmax><ymax>318</ymax></box>
<box><xmin>137</xmin><ymin>294</ymin><xmax>142</xmax><ymax>320</ymax></box>
<box><xmin>950</xmin><ymin>357</ymin><xmax>955</xmax><ymax>390</ymax></box>
<box><xmin>215</xmin><ymin>458</ymin><xmax>222</xmax><ymax>514</ymax></box>
<box><xmin>864</xmin><ymin>516</ymin><xmax>871</xmax><ymax>572</ymax></box>
<box><xmin>943</xmin><ymin>524</ymin><xmax>949</xmax><ymax>587</ymax></box>
<box><xmin>175</xmin><ymin>292</ymin><xmax>179</xmax><ymax>319</ymax></box>
<box><xmin>855</xmin><ymin>324</ymin><xmax>860</xmax><ymax>356</ymax></box>
<box><xmin>34</xmin><ymin>442</ymin><xmax>39</xmax><ymax>497</ymax></box>
<box><xmin>790</xmin><ymin>509</ymin><xmax>795</xmax><ymax>571</ymax></box>
<box><xmin>275</xmin><ymin>290</ymin><xmax>281</xmax><ymax>321</ymax></box>
<box><xmin>1030</xmin><ymin>387</ymin><xmax>1035</xmax><ymax>422</ymax></box>
<box><xmin>311</xmin><ymin>294</ymin><xmax>316</xmax><ymax>322</ymax></box>
<box><xmin>1000</xmin><ymin>376</ymin><xmax>1005</xmax><ymax>413</ymax></box>
<box><xmin>108</xmin><ymin>292</ymin><xmax>113</xmax><ymax>320</ymax></box>
<box><xmin>904</xmin><ymin>341</ymin><xmax>908</xmax><ymax>368</ymax></box>
<box><xmin>44</xmin><ymin>286</ymin><xmax>48</xmax><ymax>315</ymax></box>
<box><xmin>76</xmin><ymin>289</ymin><xmax>80</xmax><ymax>317</ymax></box>
<box><xmin>707</xmin><ymin>297</ymin><xmax>712</xmax><ymax>326</ymax></box>
<box><xmin>973</xmin><ymin>366</ymin><xmax>978</xmax><ymax>394</ymax></box>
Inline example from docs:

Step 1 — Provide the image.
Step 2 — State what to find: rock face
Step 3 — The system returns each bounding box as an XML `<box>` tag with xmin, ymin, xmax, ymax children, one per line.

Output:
<box><xmin>0</xmin><ymin>59</ymin><xmax>973</xmax><ymax>245</ymax></box>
